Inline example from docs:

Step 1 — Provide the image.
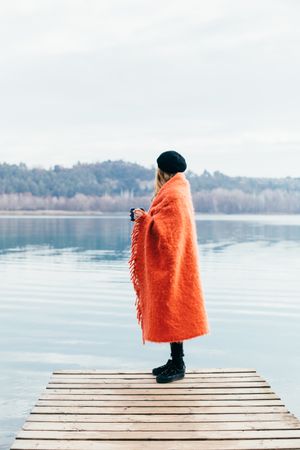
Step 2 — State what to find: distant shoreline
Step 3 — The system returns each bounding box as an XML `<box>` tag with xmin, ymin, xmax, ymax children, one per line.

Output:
<box><xmin>0</xmin><ymin>210</ymin><xmax>108</xmax><ymax>216</ymax></box>
<box><xmin>0</xmin><ymin>210</ymin><xmax>299</xmax><ymax>216</ymax></box>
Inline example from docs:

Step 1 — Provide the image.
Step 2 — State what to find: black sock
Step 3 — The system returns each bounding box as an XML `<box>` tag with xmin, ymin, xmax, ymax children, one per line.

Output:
<box><xmin>170</xmin><ymin>342</ymin><xmax>184</xmax><ymax>367</ymax></box>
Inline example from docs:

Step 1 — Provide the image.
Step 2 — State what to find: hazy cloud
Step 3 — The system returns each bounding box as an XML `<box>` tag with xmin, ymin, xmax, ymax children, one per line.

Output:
<box><xmin>0</xmin><ymin>0</ymin><xmax>299</xmax><ymax>176</ymax></box>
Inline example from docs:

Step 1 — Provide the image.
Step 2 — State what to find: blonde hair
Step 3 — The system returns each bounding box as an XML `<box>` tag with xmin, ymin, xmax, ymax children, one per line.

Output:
<box><xmin>151</xmin><ymin>167</ymin><xmax>176</xmax><ymax>200</ymax></box>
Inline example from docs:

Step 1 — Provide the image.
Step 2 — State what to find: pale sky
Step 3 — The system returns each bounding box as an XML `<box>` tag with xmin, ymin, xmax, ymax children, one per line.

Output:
<box><xmin>0</xmin><ymin>0</ymin><xmax>299</xmax><ymax>177</ymax></box>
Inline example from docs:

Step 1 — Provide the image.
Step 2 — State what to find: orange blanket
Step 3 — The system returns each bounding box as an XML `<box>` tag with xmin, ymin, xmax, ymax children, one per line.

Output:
<box><xmin>128</xmin><ymin>172</ymin><xmax>210</xmax><ymax>344</ymax></box>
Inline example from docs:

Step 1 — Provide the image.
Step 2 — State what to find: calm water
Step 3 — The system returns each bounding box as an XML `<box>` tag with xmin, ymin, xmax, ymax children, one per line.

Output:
<box><xmin>0</xmin><ymin>213</ymin><xmax>300</xmax><ymax>449</ymax></box>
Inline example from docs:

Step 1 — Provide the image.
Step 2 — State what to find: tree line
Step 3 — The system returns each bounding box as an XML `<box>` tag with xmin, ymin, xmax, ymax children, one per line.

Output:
<box><xmin>0</xmin><ymin>160</ymin><xmax>299</xmax><ymax>213</ymax></box>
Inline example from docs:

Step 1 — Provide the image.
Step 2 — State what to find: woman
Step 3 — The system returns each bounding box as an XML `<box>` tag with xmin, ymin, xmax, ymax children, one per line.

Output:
<box><xmin>128</xmin><ymin>150</ymin><xmax>210</xmax><ymax>383</ymax></box>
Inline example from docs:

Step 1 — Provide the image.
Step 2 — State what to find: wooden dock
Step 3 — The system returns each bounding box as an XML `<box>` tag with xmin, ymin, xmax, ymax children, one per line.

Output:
<box><xmin>10</xmin><ymin>368</ymin><xmax>300</xmax><ymax>449</ymax></box>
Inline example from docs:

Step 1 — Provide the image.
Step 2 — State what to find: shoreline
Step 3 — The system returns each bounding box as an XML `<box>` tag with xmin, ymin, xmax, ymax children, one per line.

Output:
<box><xmin>0</xmin><ymin>210</ymin><xmax>108</xmax><ymax>216</ymax></box>
<box><xmin>0</xmin><ymin>210</ymin><xmax>299</xmax><ymax>217</ymax></box>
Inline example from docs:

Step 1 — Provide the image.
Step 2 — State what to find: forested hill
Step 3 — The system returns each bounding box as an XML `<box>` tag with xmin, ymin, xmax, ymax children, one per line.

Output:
<box><xmin>0</xmin><ymin>160</ymin><xmax>299</xmax><ymax>196</ymax></box>
<box><xmin>0</xmin><ymin>160</ymin><xmax>299</xmax><ymax>213</ymax></box>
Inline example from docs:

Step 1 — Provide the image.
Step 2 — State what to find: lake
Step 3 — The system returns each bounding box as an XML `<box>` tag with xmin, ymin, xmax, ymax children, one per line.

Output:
<box><xmin>0</xmin><ymin>213</ymin><xmax>300</xmax><ymax>449</ymax></box>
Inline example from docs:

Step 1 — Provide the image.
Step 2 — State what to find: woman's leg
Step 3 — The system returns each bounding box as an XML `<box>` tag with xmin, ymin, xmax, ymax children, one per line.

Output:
<box><xmin>170</xmin><ymin>341</ymin><xmax>185</xmax><ymax>368</ymax></box>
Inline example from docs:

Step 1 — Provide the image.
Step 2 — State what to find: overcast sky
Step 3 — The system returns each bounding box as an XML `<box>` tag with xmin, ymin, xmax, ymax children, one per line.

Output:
<box><xmin>0</xmin><ymin>0</ymin><xmax>299</xmax><ymax>177</ymax></box>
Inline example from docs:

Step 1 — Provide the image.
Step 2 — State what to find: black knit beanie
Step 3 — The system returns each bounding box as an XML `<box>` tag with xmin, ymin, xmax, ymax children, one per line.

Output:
<box><xmin>156</xmin><ymin>150</ymin><xmax>187</xmax><ymax>174</ymax></box>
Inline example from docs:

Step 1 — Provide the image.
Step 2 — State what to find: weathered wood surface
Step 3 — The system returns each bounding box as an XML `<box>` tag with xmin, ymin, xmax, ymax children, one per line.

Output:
<box><xmin>10</xmin><ymin>368</ymin><xmax>300</xmax><ymax>450</ymax></box>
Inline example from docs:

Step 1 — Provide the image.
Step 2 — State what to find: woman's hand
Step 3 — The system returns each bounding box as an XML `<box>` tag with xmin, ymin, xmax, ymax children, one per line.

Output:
<box><xmin>134</xmin><ymin>208</ymin><xmax>146</xmax><ymax>220</ymax></box>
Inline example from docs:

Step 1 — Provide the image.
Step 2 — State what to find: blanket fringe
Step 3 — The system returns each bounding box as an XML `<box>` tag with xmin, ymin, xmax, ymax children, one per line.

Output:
<box><xmin>128</xmin><ymin>217</ymin><xmax>145</xmax><ymax>345</ymax></box>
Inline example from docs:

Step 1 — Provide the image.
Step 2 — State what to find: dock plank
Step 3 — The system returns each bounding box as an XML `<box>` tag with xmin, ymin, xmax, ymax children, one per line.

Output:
<box><xmin>10</xmin><ymin>368</ymin><xmax>300</xmax><ymax>450</ymax></box>
<box><xmin>10</xmin><ymin>438</ymin><xmax>300</xmax><ymax>449</ymax></box>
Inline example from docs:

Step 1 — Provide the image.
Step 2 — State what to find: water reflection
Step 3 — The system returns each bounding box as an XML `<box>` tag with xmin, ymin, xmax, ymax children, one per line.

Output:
<box><xmin>0</xmin><ymin>214</ymin><xmax>299</xmax><ymax>449</ymax></box>
<box><xmin>1</xmin><ymin>214</ymin><xmax>300</xmax><ymax>257</ymax></box>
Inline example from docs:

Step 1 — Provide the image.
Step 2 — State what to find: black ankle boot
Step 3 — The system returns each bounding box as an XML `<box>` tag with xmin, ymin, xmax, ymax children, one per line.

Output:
<box><xmin>156</xmin><ymin>360</ymin><xmax>186</xmax><ymax>383</ymax></box>
<box><xmin>156</xmin><ymin>343</ymin><xmax>186</xmax><ymax>383</ymax></box>
<box><xmin>152</xmin><ymin>358</ymin><xmax>173</xmax><ymax>376</ymax></box>
<box><xmin>152</xmin><ymin>342</ymin><xmax>185</xmax><ymax>377</ymax></box>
